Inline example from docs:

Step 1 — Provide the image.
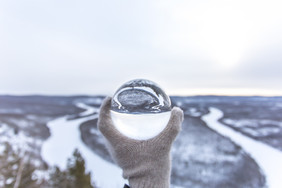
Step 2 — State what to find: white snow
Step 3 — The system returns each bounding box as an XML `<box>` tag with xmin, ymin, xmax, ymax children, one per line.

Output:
<box><xmin>110</xmin><ymin>110</ymin><xmax>171</xmax><ymax>140</ymax></box>
<box><xmin>242</xmin><ymin>126</ymin><xmax>280</xmax><ymax>137</ymax></box>
<box><xmin>223</xmin><ymin>118</ymin><xmax>282</xmax><ymax>128</ymax></box>
<box><xmin>41</xmin><ymin>104</ymin><xmax>126</xmax><ymax>188</ymax></box>
<box><xmin>186</xmin><ymin>108</ymin><xmax>202</xmax><ymax>117</ymax></box>
<box><xmin>222</xmin><ymin>118</ymin><xmax>282</xmax><ymax>137</ymax></box>
<box><xmin>202</xmin><ymin>107</ymin><xmax>282</xmax><ymax>188</ymax></box>
<box><xmin>76</xmin><ymin>102</ymin><xmax>99</xmax><ymax>116</ymax></box>
<box><xmin>0</xmin><ymin>123</ymin><xmax>37</xmax><ymax>157</ymax></box>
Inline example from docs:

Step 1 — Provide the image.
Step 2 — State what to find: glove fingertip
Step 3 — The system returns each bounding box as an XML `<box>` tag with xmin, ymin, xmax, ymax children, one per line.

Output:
<box><xmin>100</xmin><ymin>96</ymin><xmax>112</xmax><ymax>109</ymax></box>
<box><xmin>171</xmin><ymin>107</ymin><xmax>184</xmax><ymax>124</ymax></box>
<box><xmin>98</xmin><ymin>96</ymin><xmax>113</xmax><ymax>133</ymax></box>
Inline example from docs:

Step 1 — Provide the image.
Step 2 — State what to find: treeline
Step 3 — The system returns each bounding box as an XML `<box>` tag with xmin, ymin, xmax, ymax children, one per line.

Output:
<box><xmin>0</xmin><ymin>142</ymin><xmax>96</xmax><ymax>188</ymax></box>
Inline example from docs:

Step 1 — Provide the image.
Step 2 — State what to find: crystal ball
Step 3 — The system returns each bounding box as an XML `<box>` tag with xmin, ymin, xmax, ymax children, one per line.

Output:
<box><xmin>111</xmin><ymin>79</ymin><xmax>171</xmax><ymax>114</ymax></box>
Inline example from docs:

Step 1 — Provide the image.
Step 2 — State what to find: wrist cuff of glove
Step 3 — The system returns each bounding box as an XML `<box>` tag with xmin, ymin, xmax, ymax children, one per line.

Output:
<box><xmin>128</xmin><ymin>175</ymin><xmax>170</xmax><ymax>188</ymax></box>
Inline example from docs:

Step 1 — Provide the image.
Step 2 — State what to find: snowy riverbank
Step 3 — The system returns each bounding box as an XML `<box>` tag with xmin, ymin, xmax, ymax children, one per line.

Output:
<box><xmin>41</xmin><ymin>103</ymin><xmax>126</xmax><ymax>188</ymax></box>
<box><xmin>202</xmin><ymin>107</ymin><xmax>282</xmax><ymax>188</ymax></box>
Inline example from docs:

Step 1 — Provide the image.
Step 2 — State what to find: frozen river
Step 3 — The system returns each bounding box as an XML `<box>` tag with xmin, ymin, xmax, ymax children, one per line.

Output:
<box><xmin>41</xmin><ymin>103</ymin><xmax>126</xmax><ymax>188</ymax></box>
<box><xmin>202</xmin><ymin>107</ymin><xmax>282</xmax><ymax>188</ymax></box>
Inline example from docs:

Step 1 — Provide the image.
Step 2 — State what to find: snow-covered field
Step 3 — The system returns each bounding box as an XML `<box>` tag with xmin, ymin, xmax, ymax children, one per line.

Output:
<box><xmin>202</xmin><ymin>108</ymin><xmax>282</xmax><ymax>188</ymax></box>
<box><xmin>41</xmin><ymin>103</ymin><xmax>127</xmax><ymax>188</ymax></box>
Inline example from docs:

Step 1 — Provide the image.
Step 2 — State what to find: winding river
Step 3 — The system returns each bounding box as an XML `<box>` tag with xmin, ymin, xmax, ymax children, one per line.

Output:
<box><xmin>41</xmin><ymin>103</ymin><xmax>126</xmax><ymax>188</ymax></box>
<box><xmin>202</xmin><ymin>107</ymin><xmax>282</xmax><ymax>188</ymax></box>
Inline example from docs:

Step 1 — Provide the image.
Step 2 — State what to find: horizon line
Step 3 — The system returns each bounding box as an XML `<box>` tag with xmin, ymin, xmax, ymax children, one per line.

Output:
<box><xmin>1</xmin><ymin>88</ymin><xmax>282</xmax><ymax>97</ymax></box>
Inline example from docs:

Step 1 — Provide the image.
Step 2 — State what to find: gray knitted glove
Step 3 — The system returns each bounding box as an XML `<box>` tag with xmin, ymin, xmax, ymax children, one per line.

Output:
<box><xmin>98</xmin><ymin>97</ymin><xmax>184</xmax><ymax>188</ymax></box>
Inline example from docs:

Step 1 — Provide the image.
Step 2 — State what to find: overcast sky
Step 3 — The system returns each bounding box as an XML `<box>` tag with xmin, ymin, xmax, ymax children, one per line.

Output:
<box><xmin>1</xmin><ymin>0</ymin><xmax>282</xmax><ymax>96</ymax></box>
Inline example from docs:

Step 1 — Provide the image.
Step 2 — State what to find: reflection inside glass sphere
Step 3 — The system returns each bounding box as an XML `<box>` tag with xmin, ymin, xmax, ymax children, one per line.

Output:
<box><xmin>111</xmin><ymin>79</ymin><xmax>171</xmax><ymax>114</ymax></box>
<box><xmin>110</xmin><ymin>79</ymin><xmax>172</xmax><ymax>140</ymax></box>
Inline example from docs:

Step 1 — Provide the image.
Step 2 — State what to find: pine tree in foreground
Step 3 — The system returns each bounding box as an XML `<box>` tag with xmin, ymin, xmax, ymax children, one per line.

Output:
<box><xmin>1</xmin><ymin>143</ymin><xmax>96</xmax><ymax>188</ymax></box>
<box><xmin>0</xmin><ymin>142</ymin><xmax>38</xmax><ymax>188</ymax></box>
<box><xmin>67</xmin><ymin>149</ymin><xmax>94</xmax><ymax>188</ymax></box>
<box><xmin>48</xmin><ymin>166</ymin><xmax>71</xmax><ymax>188</ymax></box>
<box><xmin>48</xmin><ymin>148</ymin><xmax>95</xmax><ymax>188</ymax></box>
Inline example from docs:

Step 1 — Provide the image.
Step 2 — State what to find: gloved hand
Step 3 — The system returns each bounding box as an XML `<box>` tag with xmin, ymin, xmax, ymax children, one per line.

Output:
<box><xmin>98</xmin><ymin>97</ymin><xmax>184</xmax><ymax>188</ymax></box>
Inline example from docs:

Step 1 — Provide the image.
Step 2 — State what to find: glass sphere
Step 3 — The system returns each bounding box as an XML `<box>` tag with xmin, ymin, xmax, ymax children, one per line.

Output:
<box><xmin>111</xmin><ymin>79</ymin><xmax>171</xmax><ymax>114</ymax></box>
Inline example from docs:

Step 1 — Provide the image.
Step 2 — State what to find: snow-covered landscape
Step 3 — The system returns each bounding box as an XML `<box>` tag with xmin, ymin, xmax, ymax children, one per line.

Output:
<box><xmin>1</xmin><ymin>95</ymin><xmax>282</xmax><ymax>187</ymax></box>
<box><xmin>202</xmin><ymin>108</ymin><xmax>282</xmax><ymax>188</ymax></box>
<box><xmin>41</xmin><ymin>103</ymin><xmax>126</xmax><ymax>188</ymax></box>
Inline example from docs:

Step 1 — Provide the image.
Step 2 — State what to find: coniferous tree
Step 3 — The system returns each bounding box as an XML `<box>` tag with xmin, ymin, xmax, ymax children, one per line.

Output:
<box><xmin>0</xmin><ymin>142</ymin><xmax>38</xmax><ymax>188</ymax></box>
<box><xmin>67</xmin><ymin>149</ymin><xmax>94</xmax><ymax>188</ymax></box>
<box><xmin>0</xmin><ymin>142</ymin><xmax>18</xmax><ymax>187</ymax></box>
<box><xmin>48</xmin><ymin>149</ymin><xmax>95</xmax><ymax>188</ymax></box>
<box><xmin>16</xmin><ymin>158</ymin><xmax>38</xmax><ymax>188</ymax></box>
<box><xmin>48</xmin><ymin>166</ymin><xmax>73</xmax><ymax>188</ymax></box>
